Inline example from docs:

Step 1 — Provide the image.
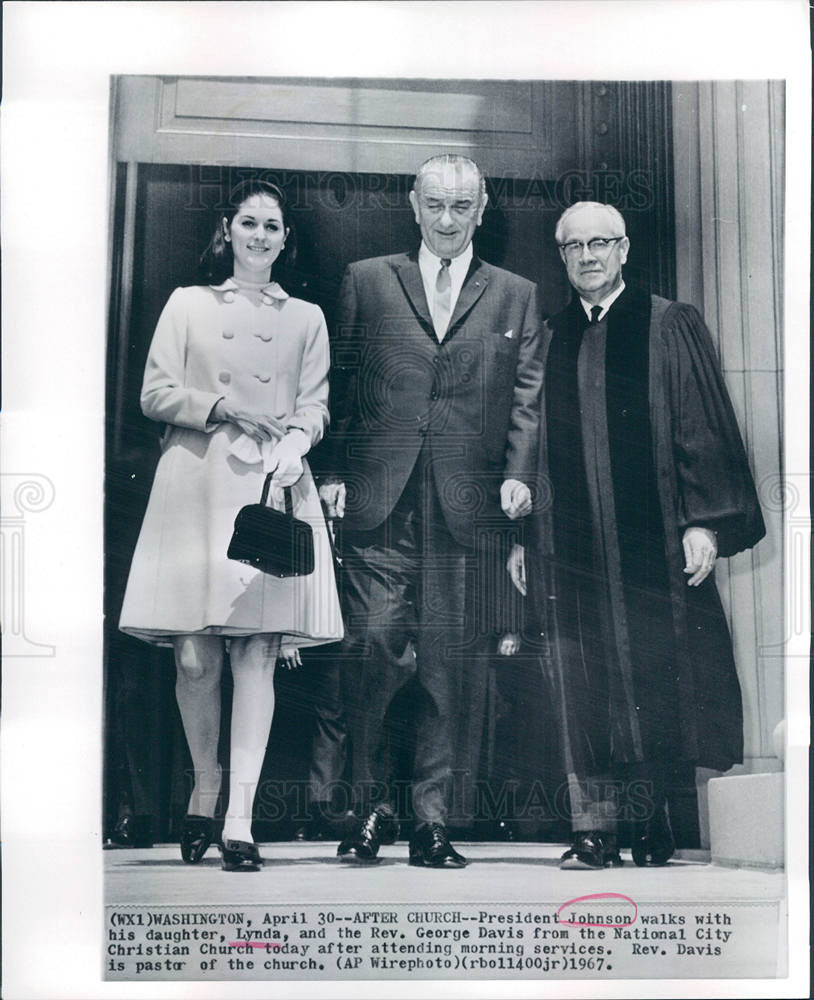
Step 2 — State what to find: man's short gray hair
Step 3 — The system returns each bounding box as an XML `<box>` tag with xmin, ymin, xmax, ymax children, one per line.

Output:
<box><xmin>554</xmin><ymin>202</ymin><xmax>627</xmax><ymax>244</ymax></box>
<box><xmin>413</xmin><ymin>154</ymin><xmax>487</xmax><ymax>201</ymax></box>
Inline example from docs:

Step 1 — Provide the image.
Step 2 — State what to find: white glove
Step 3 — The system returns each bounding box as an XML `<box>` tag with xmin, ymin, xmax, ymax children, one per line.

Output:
<box><xmin>267</xmin><ymin>430</ymin><xmax>309</xmax><ymax>488</ymax></box>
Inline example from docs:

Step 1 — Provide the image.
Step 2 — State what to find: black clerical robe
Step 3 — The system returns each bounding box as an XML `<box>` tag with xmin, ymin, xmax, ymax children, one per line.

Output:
<box><xmin>529</xmin><ymin>288</ymin><xmax>765</xmax><ymax>777</ymax></box>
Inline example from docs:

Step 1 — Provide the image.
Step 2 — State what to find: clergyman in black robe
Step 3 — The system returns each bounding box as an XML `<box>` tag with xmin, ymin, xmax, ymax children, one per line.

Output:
<box><xmin>509</xmin><ymin>202</ymin><xmax>765</xmax><ymax>870</ymax></box>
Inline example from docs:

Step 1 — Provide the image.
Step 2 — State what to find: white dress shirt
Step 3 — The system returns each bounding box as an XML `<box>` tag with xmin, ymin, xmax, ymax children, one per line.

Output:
<box><xmin>580</xmin><ymin>280</ymin><xmax>626</xmax><ymax>323</ymax></box>
<box><xmin>418</xmin><ymin>241</ymin><xmax>473</xmax><ymax>340</ymax></box>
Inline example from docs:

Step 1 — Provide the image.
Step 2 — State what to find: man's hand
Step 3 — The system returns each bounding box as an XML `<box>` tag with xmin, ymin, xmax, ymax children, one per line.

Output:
<box><xmin>682</xmin><ymin>526</ymin><xmax>718</xmax><ymax>586</ymax></box>
<box><xmin>212</xmin><ymin>398</ymin><xmax>284</xmax><ymax>442</ymax></box>
<box><xmin>318</xmin><ymin>481</ymin><xmax>346</xmax><ymax>519</ymax></box>
<box><xmin>501</xmin><ymin>478</ymin><xmax>532</xmax><ymax>520</ymax></box>
<box><xmin>497</xmin><ymin>632</ymin><xmax>521</xmax><ymax>656</ymax></box>
<box><xmin>268</xmin><ymin>433</ymin><xmax>307</xmax><ymax>488</ymax></box>
<box><xmin>278</xmin><ymin>644</ymin><xmax>302</xmax><ymax>670</ymax></box>
<box><xmin>506</xmin><ymin>542</ymin><xmax>527</xmax><ymax>596</ymax></box>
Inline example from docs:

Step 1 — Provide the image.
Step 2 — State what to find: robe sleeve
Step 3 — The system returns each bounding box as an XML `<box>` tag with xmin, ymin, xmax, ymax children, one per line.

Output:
<box><xmin>140</xmin><ymin>288</ymin><xmax>224</xmax><ymax>433</ymax></box>
<box><xmin>665</xmin><ymin>302</ymin><xmax>765</xmax><ymax>557</ymax></box>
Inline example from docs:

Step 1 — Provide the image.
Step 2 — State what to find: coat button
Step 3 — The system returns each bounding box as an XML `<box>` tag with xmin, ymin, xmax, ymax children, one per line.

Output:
<box><xmin>222</xmin><ymin>330</ymin><xmax>234</xmax><ymax>339</ymax></box>
<box><xmin>218</xmin><ymin>371</ymin><xmax>231</xmax><ymax>384</ymax></box>
<box><xmin>223</xmin><ymin>291</ymin><xmax>235</xmax><ymax>303</ymax></box>
<box><xmin>254</xmin><ymin>374</ymin><xmax>271</xmax><ymax>383</ymax></box>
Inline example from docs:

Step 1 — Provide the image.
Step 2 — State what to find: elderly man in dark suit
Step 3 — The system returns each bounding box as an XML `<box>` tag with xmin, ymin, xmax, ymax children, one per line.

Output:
<box><xmin>320</xmin><ymin>153</ymin><xmax>542</xmax><ymax>867</ymax></box>
<box><xmin>509</xmin><ymin>201</ymin><xmax>764</xmax><ymax>870</ymax></box>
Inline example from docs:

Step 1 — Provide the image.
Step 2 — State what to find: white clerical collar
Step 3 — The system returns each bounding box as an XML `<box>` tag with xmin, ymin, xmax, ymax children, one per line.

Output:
<box><xmin>581</xmin><ymin>280</ymin><xmax>625</xmax><ymax>322</ymax></box>
<box><xmin>418</xmin><ymin>241</ymin><xmax>473</xmax><ymax>278</ymax></box>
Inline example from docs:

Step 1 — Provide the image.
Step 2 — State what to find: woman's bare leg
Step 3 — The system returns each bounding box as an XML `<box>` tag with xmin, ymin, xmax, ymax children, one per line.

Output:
<box><xmin>173</xmin><ymin>634</ymin><xmax>224</xmax><ymax>818</ymax></box>
<box><xmin>222</xmin><ymin>634</ymin><xmax>280</xmax><ymax>843</ymax></box>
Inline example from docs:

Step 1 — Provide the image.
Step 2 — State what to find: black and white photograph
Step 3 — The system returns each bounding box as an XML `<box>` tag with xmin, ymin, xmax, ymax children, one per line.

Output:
<box><xmin>2</xmin><ymin>3</ymin><xmax>810</xmax><ymax>999</ymax></box>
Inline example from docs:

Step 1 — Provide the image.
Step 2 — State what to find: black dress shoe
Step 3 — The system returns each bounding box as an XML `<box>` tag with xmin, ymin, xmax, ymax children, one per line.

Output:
<box><xmin>219</xmin><ymin>839</ymin><xmax>263</xmax><ymax>871</ymax></box>
<box><xmin>337</xmin><ymin>806</ymin><xmax>399</xmax><ymax>864</ymax></box>
<box><xmin>559</xmin><ymin>831</ymin><xmax>623</xmax><ymax>870</ymax></box>
<box><xmin>180</xmin><ymin>815</ymin><xmax>215</xmax><ymax>864</ymax></box>
<box><xmin>408</xmin><ymin>824</ymin><xmax>468</xmax><ymax>868</ymax></box>
<box><xmin>631</xmin><ymin>805</ymin><xmax>675</xmax><ymax>867</ymax></box>
<box><xmin>108</xmin><ymin>814</ymin><xmax>155</xmax><ymax>848</ymax></box>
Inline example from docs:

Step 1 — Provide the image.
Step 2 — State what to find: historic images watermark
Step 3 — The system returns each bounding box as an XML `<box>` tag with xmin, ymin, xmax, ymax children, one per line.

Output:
<box><xmin>757</xmin><ymin>472</ymin><xmax>808</xmax><ymax>650</ymax></box>
<box><xmin>183</xmin><ymin>165</ymin><xmax>661</xmax><ymax>216</ymax></box>
<box><xmin>1</xmin><ymin>473</ymin><xmax>56</xmax><ymax>656</ymax></box>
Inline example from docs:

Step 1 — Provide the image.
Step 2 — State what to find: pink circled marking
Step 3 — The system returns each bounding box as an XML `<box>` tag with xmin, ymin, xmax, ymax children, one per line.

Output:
<box><xmin>556</xmin><ymin>892</ymin><xmax>637</xmax><ymax>927</ymax></box>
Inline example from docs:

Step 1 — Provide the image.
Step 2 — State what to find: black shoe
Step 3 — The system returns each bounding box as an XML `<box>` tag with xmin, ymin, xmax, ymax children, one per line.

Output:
<box><xmin>107</xmin><ymin>814</ymin><xmax>155</xmax><ymax>849</ymax></box>
<box><xmin>408</xmin><ymin>823</ymin><xmax>468</xmax><ymax>868</ymax></box>
<box><xmin>180</xmin><ymin>815</ymin><xmax>215</xmax><ymax>864</ymax></box>
<box><xmin>219</xmin><ymin>839</ymin><xmax>263</xmax><ymax>872</ymax></box>
<box><xmin>560</xmin><ymin>831</ymin><xmax>623</xmax><ymax>870</ymax></box>
<box><xmin>631</xmin><ymin>805</ymin><xmax>675</xmax><ymax>867</ymax></box>
<box><xmin>337</xmin><ymin>806</ymin><xmax>399</xmax><ymax>864</ymax></box>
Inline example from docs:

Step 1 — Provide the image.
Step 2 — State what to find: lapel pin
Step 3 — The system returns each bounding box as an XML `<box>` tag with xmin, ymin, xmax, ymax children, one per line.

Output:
<box><xmin>504</xmin><ymin>329</ymin><xmax>514</xmax><ymax>339</ymax></box>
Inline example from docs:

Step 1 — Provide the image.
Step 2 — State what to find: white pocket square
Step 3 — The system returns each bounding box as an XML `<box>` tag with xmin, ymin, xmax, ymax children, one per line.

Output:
<box><xmin>504</xmin><ymin>329</ymin><xmax>514</xmax><ymax>339</ymax></box>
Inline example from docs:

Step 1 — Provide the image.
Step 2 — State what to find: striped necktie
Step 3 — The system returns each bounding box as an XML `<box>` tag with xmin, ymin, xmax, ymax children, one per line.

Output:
<box><xmin>434</xmin><ymin>258</ymin><xmax>452</xmax><ymax>340</ymax></box>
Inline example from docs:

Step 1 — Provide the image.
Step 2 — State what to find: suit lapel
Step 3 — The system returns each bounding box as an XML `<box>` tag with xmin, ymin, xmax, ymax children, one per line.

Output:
<box><xmin>391</xmin><ymin>252</ymin><xmax>433</xmax><ymax>332</ymax></box>
<box><xmin>446</xmin><ymin>256</ymin><xmax>488</xmax><ymax>336</ymax></box>
<box><xmin>391</xmin><ymin>251</ymin><xmax>491</xmax><ymax>342</ymax></box>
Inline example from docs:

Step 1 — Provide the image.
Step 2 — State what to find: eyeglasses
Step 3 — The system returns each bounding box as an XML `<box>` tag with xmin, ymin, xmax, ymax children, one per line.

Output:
<box><xmin>558</xmin><ymin>237</ymin><xmax>625</xmax><ymax>257</ymax></box>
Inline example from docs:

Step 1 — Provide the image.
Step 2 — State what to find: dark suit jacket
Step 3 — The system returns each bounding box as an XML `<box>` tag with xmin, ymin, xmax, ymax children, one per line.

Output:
<box><xmin>325</xmin><ymin>249</ymin><xmax>543</xmax><ymax>546</ymax></box>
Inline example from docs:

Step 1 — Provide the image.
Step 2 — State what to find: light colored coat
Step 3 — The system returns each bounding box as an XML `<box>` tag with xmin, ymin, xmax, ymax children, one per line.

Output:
<box><xmin>119</xmin><ymin>279</ymin><xmax>343</xmax><ymax>647</ymax></box>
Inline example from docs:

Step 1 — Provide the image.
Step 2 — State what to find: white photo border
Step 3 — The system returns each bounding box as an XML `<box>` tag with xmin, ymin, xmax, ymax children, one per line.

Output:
<box><xmin>2</xmin><ymin>2</ymin><xmax>810</xmax><ymax>998</ymax></box>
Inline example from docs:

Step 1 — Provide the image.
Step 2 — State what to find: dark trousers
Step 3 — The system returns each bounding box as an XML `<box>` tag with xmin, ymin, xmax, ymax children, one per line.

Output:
<box><xmin>305</xmin><ymin>644</ymin><xmax>348</xmax><ymax>812</ymax></box>
<box><xmin>568</xmin><ymin>762</ymin><xmax>667</xmax><ymax>834</ymax></box>
<box><xmin>339</xmin><ymin>449</ymin><xmax>489</xmax><ymax>827</ymax></box>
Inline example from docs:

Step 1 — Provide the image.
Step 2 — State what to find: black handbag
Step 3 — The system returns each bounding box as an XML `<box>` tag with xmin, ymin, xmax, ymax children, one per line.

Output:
<box><xmin>227</xmin><ymin>474</ymin><xmax>315</xmax><ymax>577</ymax></box>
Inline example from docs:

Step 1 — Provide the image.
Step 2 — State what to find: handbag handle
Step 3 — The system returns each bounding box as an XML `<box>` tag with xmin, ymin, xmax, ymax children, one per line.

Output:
<box><xmin>260</xmin><ymin>473</ymin><xmax>293</xmax><ymax>514</ymax></box>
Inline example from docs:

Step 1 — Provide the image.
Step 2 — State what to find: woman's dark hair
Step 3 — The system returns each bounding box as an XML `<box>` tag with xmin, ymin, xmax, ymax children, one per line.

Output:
<box><xmin>199</xmin><ymin>178</ymin><xmax>297</xmax><ymax>283</ymax></box>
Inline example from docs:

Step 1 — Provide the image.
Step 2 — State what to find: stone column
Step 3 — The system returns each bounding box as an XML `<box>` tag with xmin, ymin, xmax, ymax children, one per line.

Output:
<box><xmin>672</xmin><ymin>81</ymin><xmax>785</xmax><ymax>861</ymax></box>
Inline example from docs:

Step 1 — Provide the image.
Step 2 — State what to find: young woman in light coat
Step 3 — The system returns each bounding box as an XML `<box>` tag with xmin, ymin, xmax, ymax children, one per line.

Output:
<box><xmin>120</xmin><ymin>179</ymin><xmax>342</xmax><ymax>870</ymax></box>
